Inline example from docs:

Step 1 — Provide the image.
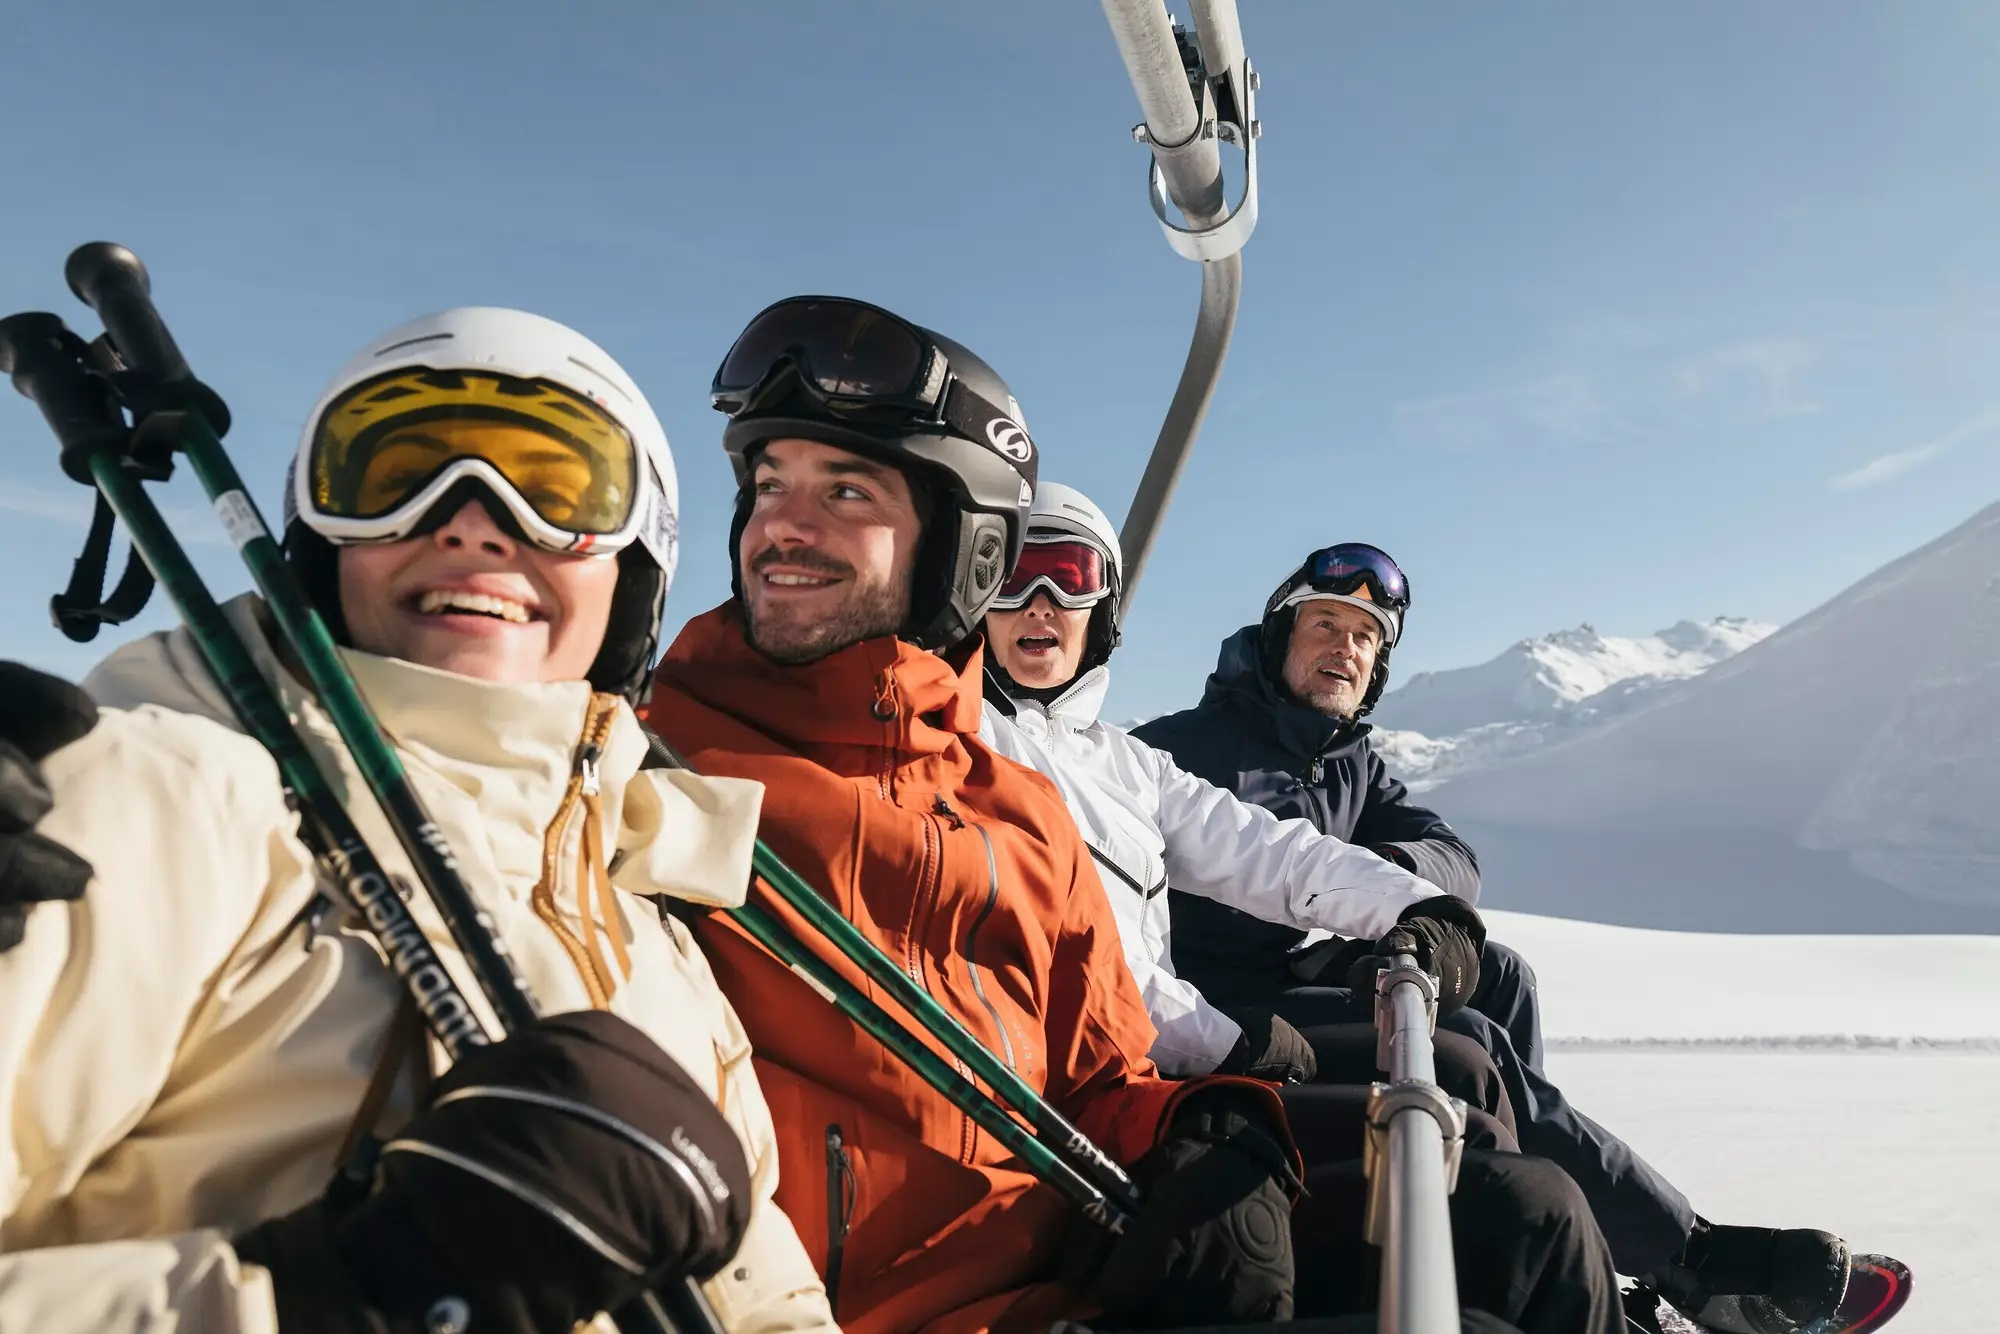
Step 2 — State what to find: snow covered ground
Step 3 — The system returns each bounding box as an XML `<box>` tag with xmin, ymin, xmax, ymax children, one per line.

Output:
<box><xmin>1551</xmin><ymin>1050</ymin><xmax>1990</xmax><ymax>1334</ymax></box>
<box><xmin>1488</xmin><ymin>909</ymin><xmax>1997</xmax><ymax>1331</ymax></box>
<box><xmin>1485</xmin><ymin>910</ymin><xmax>2000</xmax><ymax>1045</ymax></box>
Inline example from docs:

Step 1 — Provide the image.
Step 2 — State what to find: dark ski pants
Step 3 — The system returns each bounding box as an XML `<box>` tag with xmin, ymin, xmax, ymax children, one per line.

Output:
<box><xmin>1273</xmin><ymin>1085</ymin><xmax>1623</xmax><ymax>1333</ymax></box>
<box><xmin>1288</xmin><ymin>1149</ymin><xmax>1625</xmax><ymax>1334</ymax></box>
<box><xmin>1470</xmin><ymin>940</ymin><xmax>1545</xmax><ymax>1074</ymax></box>
<box><xmin>1281</xmin><ymin>1082</ymin><xmax>1518</xmax><ymax>1158</ymax></box>
<box><xmin>1290</xmin><ymin>1022</ymin><xmax>1520</xmax><ymax>1143</ymax></box>
<box><xmin>1263</xmin><ymin>984</ymin><xmax>1695</xmax><ymax>1277</ymax></box>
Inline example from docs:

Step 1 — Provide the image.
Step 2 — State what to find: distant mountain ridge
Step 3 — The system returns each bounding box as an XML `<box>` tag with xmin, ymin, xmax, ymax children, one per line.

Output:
<box><xmin>1370</xmin><ymin>616</ymin><xmax>1775</xmax><ymax>787</ymax></box>
<box><xmin>1426</xmin><ymin>501</ymin><xmax>2000</xmax><ymax>932</ymax></box>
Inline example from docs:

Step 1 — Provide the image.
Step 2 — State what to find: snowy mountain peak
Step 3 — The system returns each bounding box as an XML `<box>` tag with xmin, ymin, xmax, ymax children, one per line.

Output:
<box><xmin>1375</xmin><ymin>615</ymin><xmax>1776</xmax><ymax>739</ymax></box>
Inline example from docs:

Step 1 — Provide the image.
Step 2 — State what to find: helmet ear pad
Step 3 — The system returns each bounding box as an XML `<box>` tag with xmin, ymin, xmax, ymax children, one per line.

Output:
<box><xmin>587</xmin><ymin>544</ymin><xmax>665</xmax><ymax>702</ymax></box>
<box><xmin>1075</xmin><ymin>580</ymin><xmax>1123</xmax><ymax>677</ymax></box>
<box><xmin>1258</xmin><ymin>604</ymin><xmax>1296</xmax><ymax>690</ymax></box>
<box><xmin>1358</xmin><ymin>645</ymin><xmax>1391</xmax><ymax>717</ymax></box>
<box><xmin>284</xmin><ymin>522</ymin><xmax>351</xmax><ymax>647</ymax></box>
<box><xmin>931</xmin><ymin>510</ymin><xmax>1010</xmax><ymax>653</ymax></box>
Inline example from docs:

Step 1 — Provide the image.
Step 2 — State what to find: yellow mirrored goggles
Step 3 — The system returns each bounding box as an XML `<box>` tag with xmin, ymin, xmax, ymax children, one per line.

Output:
<box><xmin>306</xmin><ymin>368</ymin><xmax>640</xmax><ymax>540</ymax></box>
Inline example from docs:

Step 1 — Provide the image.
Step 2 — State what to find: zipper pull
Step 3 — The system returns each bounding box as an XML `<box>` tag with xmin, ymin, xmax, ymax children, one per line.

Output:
<box><xmin>872</xmin><ymin>672</ymin><xmax>899</xmax><ymax>722</ymax></box>
<box><xmin>933</xmin><ymin>793</ymin><xmax>965</xmax><ymax>829</ymax></box>
<box><xmin>578</xmin><ymin>742</ymin><xmax>604</xmax><ymax>797</ymax></box>
<box><xmin>1307</xmin><ymin>756</ymin><xmax>1324</xmax><ymax>786</ymax></box>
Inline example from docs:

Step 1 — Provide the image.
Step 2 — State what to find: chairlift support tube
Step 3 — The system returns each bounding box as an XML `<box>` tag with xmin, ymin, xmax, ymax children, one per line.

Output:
<box><xmin>1100</xmin><ymin>0</ymin><xmax>1258</xmax><ymax>616</ymax></box>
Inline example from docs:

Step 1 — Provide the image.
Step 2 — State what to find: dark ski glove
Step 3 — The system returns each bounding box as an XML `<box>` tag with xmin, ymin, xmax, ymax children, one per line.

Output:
<box><xmin>1342</xmin><ymin>897</ymin><xmax>1486</xmax><ymax>1016</ymax></box>
<box><xmin>237</xmin><ymin>1009</ymin><xmax>754</xmax><ymax>1334</ymax></box>
<box><xmin>1215</xmin><ymin>1008</ymin><xmax>1318</xmax><ymax>1084</ymax></box>
<box><xmin>1087</xmin><ymin>1089</ymin><xmax>1300</xmax><ymax>1327</ymax></box>
<box><xmin>0</xmin><ymin>664</ymin><xmax>99</xmax><ymax>953</ymax></box>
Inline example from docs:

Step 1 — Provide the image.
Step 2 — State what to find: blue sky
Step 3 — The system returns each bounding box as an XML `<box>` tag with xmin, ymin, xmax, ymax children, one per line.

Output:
<box><xmin>3</xmin><ymin>2</ymin><xmax>1997</xmax><ymax>721</ymax></box>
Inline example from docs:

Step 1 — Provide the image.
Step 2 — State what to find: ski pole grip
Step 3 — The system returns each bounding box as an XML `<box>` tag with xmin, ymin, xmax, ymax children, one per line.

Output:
<box><xmin>65</xmin><ymin>243</ymin><xmax>192</xmax><ymax>382</ymax></box>
<box><xmin>0</xmin><ymin>312</ymin><xmax>130</xmax><ymax>481</ymax></box>
<box><xmin>64</xmin><ymin>243</ymin><xmax>232</xmax><ymax>436</ymax></box>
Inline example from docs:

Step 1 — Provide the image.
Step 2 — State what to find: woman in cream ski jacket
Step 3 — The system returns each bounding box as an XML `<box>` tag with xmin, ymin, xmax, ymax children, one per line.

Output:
<box><xmin>976</xmin><ymin>484</ymin><xmax>1452</xmax><ymax>1078</ymax></box>
<box><xmin>0</xmin><ymin>308</ymin><xmax>834</xmax><ymax>1334</ymax></box>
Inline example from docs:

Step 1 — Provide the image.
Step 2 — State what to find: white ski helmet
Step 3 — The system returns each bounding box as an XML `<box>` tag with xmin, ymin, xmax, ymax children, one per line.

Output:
<box><xmin>999</xmin><ymin>480</ymin><xmax>1125</xmax><ymax>673</ymax></box>
<box><xmin>282</xmin><ymin>307</ymin><xmax>680</xmax><ymax>700</ymax></box>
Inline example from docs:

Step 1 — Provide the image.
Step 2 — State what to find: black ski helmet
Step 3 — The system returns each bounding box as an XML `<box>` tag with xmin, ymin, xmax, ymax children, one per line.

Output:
<box><xmin>717</xmin><ymin>303</ymin><xmax>1036</xmax><ymax>652</ymax></box>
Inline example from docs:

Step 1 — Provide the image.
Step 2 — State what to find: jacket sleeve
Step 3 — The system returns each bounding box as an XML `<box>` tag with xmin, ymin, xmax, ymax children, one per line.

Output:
<box><xmin>1350</xmin><ymin>746</ymin><xmax>1482</xmax><ymax>904</ymax></box>
<box><xmin>0</xmin><ymin>708</ymin><xmax>315</xmax><ymax>1334</ymax></box>
<box><xmin>1140</xmin><ymin>734</ymin><xmax>1445</xmax><ymax>942</ymax></box>
<box><xmin>1037</xmin><ymin>834</ymin><xmax>1286</xmax><ymax>1169</ymax></box>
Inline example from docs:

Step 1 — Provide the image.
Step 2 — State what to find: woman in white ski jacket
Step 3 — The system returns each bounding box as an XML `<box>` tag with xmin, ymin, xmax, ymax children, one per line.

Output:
<box><xmin>977</xmin><ymin>483</ymin><xmax>1479</xmax><ymax>1080</ymax></box>
<box><xmin>0</xmin><ymin>309</ymin><xmax>835</xmax><ymax>1334</ymax></box>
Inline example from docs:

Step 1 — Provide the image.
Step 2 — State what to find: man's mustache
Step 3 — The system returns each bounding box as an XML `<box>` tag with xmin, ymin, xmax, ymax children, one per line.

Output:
<box><xmin>748</xmin><ymin>545</ymin><xmax>855</xmax><ymax>580</ymax></box>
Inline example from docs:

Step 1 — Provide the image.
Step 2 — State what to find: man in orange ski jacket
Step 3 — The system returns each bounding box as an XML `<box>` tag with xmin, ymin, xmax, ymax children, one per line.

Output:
<box><xmin>644</xmin><ymin>297</ymin><xmax>1299</xmax><ymax>1334</ymax></box>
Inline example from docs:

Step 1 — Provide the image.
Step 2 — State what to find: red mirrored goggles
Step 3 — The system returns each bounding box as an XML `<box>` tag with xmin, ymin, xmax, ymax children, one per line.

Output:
<box><xmin>992</xmin><ymin>539</ymin><xmax>1111</xmax><ymax>610</ymax></box>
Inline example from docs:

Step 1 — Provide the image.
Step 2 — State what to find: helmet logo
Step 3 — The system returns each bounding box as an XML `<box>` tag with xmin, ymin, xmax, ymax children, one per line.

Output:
<box><xmin>986</xmin><ymin>416</ymin><xmax>1034</xmax><ymax>463</ymax></box>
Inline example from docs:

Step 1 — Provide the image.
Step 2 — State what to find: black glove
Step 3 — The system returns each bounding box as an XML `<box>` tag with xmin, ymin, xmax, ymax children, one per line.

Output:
<box><xmin>238</xmin><ymin>1009</ymin><xmax>754</xmax><ymax>1334</ymax></box>
<box><xmin>1215</xmin><ymin>1008</ymin><xmax>1318</xmax><ymax>1084</ymax></box>
<box><xmin>1343</xmin><ymin>897</ymin><xmax>1486</xmax><ymax>1015</ymax></box>
<box><xmin>1088</xmin><ymin>1090</ymin><xmax>1299</xmax><ymax>1327</ymax></box>
<box><xmin>0</xmin><ymin>664</ymin><xmax>99</xmax><ymax>953</ymax></box>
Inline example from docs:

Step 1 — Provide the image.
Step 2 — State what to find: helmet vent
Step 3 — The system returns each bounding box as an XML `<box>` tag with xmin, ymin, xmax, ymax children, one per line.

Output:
<box><xmin>374</xmin><ymin>331</ymin><xmax>456</xmax><ymax>358</ymax></box>
<box><xmin>566</xmin><ymin>353</ymin><xmax>637</xmax><ymax>406</ymax></box>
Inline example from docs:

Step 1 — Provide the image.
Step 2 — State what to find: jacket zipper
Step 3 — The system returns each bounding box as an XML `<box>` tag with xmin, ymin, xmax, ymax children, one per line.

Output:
<box><xmin>963</xmin><ymin>821</ymin><xmax>1019</xmax><ymax>1074</ymax></box>
<box><xmin>871</xmin><ymin>691</ymin><xmax>983</xmax><ymax>1158</ymax></box>
<box><xmin>530</xmin><ymin>696</ymin><xmax>623</xmax><ymax>1007</ymax></box>
<box><xmin>908</xmin><ymin>805</ymin><xmax>981</xmax><ymax>1160</ymax></box>
<box><xmin>873</xmin><ymin>672</ymin><xmax>898</xmax><ymax>802</ymax></box>
<box><xmin>824</xmin><ymin>1124</ymin><xmax>854</xmax><ymax>1308</ymax></box>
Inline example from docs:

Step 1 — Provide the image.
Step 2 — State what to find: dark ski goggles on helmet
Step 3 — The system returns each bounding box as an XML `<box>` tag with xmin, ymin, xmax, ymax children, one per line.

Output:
<box><xmin>711</xmin><ymin>296</ymin><xmax>1035</xmax><ymax>462</ymax></box>
<box><xmin>303</xmin><ymin>367</ymin><xmax>642</xmax><ymax>554</ymax></box>
<box><xmin>1268</xmin><ymin>542</ymin><xmax>1411</xmax><ymax>617</ymax></box>
<box><xmin>992</xmin><ymin>538</ymin><xmax>1112</xmax><ymax>611</ymax></box>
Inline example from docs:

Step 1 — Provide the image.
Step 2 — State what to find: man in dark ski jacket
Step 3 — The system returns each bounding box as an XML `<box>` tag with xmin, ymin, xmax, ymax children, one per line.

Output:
<box><xmin>1136</xmin><ymin>544</ymin><xmax>1876</xmax><ymax>1333</ymax></box>
<box><xmin>1132</xmin><ymin>618</ymin><xmax>1538</xmax><ymax>1055</ymax></box>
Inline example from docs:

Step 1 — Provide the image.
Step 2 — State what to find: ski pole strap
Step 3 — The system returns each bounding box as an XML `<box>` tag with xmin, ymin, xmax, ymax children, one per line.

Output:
<box><xmin>50</xmin><ymin>490</ymin><xmax>157</xmax><ymax>641</ymax></box>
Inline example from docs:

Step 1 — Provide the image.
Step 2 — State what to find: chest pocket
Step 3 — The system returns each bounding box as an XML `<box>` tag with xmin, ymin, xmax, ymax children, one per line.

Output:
<box><xmin>1086</xmin><ymin>840</ymin><xmax>1167</xmax><ymax>902</ymax></box>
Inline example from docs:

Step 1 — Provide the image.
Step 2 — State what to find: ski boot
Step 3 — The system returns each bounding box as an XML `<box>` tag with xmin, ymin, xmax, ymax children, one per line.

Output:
<box><xmin>1640</xmin><ymin>1219</ymin><xmax>1911</xmax><ymax>1333</ymax></box>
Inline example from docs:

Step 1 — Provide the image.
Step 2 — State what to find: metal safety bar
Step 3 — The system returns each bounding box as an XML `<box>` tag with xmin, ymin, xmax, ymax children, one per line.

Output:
<box><xmin>1364</xmin><ymin>953</ymin><xmax>1469</xmax><ymax>1334</ymax></box>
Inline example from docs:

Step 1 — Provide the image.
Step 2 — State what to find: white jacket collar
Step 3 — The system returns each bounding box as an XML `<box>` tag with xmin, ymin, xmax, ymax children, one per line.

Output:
<box><xmin>1006</xmin><ymin>664</ymin><xmax>1113</xmax><ymax>731</ymax></box>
